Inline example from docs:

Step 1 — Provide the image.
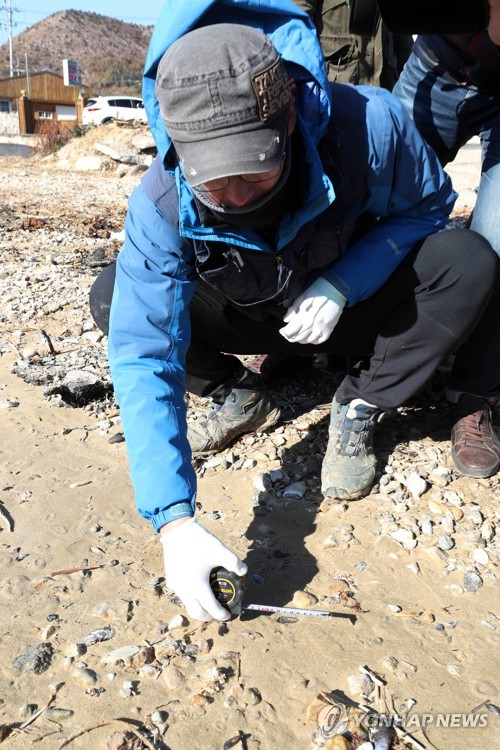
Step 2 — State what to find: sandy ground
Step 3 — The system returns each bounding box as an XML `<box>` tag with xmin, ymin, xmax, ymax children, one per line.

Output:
<box><xmin>0</xmin><ymin>136</ymin><xmax>498</xmax><ymax>750</ymax></box>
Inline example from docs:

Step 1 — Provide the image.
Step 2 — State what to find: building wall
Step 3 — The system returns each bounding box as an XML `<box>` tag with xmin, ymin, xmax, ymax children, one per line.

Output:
<box><xmin>0</xmin><ymin>72</ymin><xmax>87</xmax><ymax>105</ymax></box>
<box><xmin>0</xmin><ymin>111</ymin><xmax>19</xmax><ymax>135</ymax></box>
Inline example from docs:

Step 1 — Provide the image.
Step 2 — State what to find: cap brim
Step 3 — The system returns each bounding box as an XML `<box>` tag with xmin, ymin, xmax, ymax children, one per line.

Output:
<box><xmin>175</xmin><ymin>110</ymin><xmax>288</xmax><ymax>187</ymax></box>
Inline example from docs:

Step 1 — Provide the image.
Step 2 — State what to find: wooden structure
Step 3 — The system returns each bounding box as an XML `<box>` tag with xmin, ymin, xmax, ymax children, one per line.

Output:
<box><xmin>0</xmin><ymin>71</ymin><xmax>89</xmax><ymax>134</ymax></box>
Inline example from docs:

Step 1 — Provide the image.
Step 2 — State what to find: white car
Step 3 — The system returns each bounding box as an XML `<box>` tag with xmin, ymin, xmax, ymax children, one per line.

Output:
<box><xmin>82</xmin><ymin>96</ymin><xmax>148</xmax><ymax>126</ymax></box>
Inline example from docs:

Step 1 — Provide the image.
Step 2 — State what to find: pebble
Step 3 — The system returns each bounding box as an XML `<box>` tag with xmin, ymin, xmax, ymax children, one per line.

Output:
<box><xmin>0</xmin><ymin>398</ymin><xmax>20</xmax><ymax>408</ymax></box>
<box><xmin>108</xmin><ymin>432</ymin><xmax>125</xmax><ymax>444</ymax></box>
<box><xmin>405</xmin><ymin>472</ymin><xmax>427</xmax><ymax>498</ymax></box>
<box><xmin>242</xmin><ymin>687</ymin><xmax>262</xmax><ymax>705</ymax></box>
<box><xmin>151</xmin><ymin>709</ymin><xmax>169</xmax><ymax>724</ymax></box>
<box><xmin>43</xmin><ymin>708</ymin><xmax>74</xmax><ymax>722</ymax></box>
<box><xmin>283</xmin><ymin>481</ymin><xmax>307</xmax><ymax>499</ymax></box>
<box><xmin>420</xmin><ymin>519</ymin><xmax>434</xmax><ymax>535</ymax></box>
<box><xmin>463</xmin><ymin>571</ymin><xmax>483</xmax><ymax>592</ymax></box>
<box><xmin>437</xmin><ymin>534</ymin><xmax>454</xmax><ymax>550</ymax></box>
<box><xmin>441</xmin><ymin>515</ymin><xmax>455</xmax><ymax>535</ymax></box>
<box><xmin>323</xmin><ymin>534</ymin><xmax>338</xmax><ymax>548</ymax></box>
<box><xmin>473</xmin><ymin>548</ymin><xmax>489</xmax><ymax>566</ymax></box>
<box><xmin>391</xmin><ymin>528</ymin><xmax>415</xmax><ymax>546</ymax></box>
<box><xmin>253</xmin><ymin>472</ymin><xmax>272</xmax><ymax>491</ymax></box>
<box><xmin>168</xmin><ymin>614</ymin><xmax>188</xmax><ymax>630</ymax></box>
<box><xmin>72</xmin><ymin>667</ymin><xmax>98</xmax><ymax>687</ymax></box>
<box><xmin>468</xmin><ymin>509</ymin><xmax>484</xmax><ymax>526</ymax></box>
<box><xmin>65</xmin><ymin>643</ymin><xmax>87</xmax><ymax>657</ymax></box>
<box><xmin>406</xmin><ymin>562</ymin><xmax>421</xmax><ymax>574</ymax></box>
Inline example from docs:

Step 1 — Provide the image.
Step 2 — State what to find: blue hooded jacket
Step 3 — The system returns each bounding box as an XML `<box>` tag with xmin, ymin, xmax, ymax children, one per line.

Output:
<box><xmin>108</xmin><ymin>0</ymin><xmax>456</xmax><ymax>531</ymax></box>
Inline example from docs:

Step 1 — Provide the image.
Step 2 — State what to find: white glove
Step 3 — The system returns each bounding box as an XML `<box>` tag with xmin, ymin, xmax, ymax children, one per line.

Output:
<box><xmin>280</xmin><ymin>277</ymin><xmax>346</xmax><ymax>345</ymax></box>
<box><xmin>160</xmin><ymin>518</ymin><xmax>247</xmax><ymax>622</ymax></box>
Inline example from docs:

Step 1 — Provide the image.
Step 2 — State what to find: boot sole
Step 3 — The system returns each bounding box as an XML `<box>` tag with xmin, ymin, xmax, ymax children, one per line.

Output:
<box><xmin>321</xmin><ymin>484</ymin><xmax>373</xmax><ymax>502</ymax></box>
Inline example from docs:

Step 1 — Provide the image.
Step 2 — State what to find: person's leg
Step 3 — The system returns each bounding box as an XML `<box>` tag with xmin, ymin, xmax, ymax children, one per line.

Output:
<box><xmin>450</xmin><ymin>115</ymin><xmax>500</xmax><ymax>395</ymax></box>
<box><xmin>445</xmin><ymin>96</ymin><xmax>500</xmax><ymax>477</ymax></box>
<box><xmin>322</xmin><ymin>228</ymin><xmax>497</xmax><ymax>498</ymax></box>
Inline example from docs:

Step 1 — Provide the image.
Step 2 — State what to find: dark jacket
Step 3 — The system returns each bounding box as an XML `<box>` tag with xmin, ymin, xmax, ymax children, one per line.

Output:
<box><xmin>414</xmin><ymin>32</ymin><xmax>500</xmax><ymax>92</ymax></box>
<box><xmin>293</xmin><ymin>0</ymin><xmax>413</xmax><ymax>88</ymax></box>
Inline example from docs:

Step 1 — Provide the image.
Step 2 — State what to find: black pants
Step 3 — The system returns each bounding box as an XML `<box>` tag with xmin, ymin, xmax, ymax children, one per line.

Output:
<box><xmin>90</xmin><ymin>228</ymin><xmax>497</xmax><ymax>410</ymax></box>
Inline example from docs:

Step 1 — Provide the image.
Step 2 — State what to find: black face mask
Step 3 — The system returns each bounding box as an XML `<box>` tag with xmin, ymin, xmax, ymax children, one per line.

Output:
<box><xmin>195</xmin><ymin>143</ymin><xmax>293</xmax><ymax>232</ymax></box>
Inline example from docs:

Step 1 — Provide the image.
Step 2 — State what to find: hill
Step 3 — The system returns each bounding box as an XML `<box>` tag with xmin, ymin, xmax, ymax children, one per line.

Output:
<box><xmin>0</xmin><ymin>10</ymin><xmax>153</xmax><ymax>96</ymax></box>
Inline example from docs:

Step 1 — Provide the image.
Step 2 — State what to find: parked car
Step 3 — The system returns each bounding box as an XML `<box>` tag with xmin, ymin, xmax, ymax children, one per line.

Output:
<box><xmin>82</xmin><ymin>96</ymin><xmax>147</xmax><ymax>126</ymax></box>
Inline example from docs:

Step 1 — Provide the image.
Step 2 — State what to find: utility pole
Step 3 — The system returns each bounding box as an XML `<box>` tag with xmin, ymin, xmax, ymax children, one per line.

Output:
<box><xmin>1</xmin><ymin>0</ymin><xmax>18</xmax><ymax>77</ymax></box>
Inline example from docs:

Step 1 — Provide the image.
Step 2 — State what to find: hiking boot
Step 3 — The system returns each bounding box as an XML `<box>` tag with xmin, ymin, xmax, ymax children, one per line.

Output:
<box><xmin>321</xmin><ymin>396</ymin><xmax>383</xmax><ymax>500</ymax></box>
<box><xmin>188</xmin><ymin>370</ymin><xmax>281</xmax><ymax>456</ymax></box>
<box><xmin>451</xmin><ymin>394</ymin><xmax>500</xmax><ymax>478</ymax></box>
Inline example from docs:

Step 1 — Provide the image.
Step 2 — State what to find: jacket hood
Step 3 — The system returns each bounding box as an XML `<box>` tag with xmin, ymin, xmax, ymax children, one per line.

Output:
<box><xmin>143</xmin><ymin>0</ymin><xmax>332</xmax><ymax>162</ymax></box>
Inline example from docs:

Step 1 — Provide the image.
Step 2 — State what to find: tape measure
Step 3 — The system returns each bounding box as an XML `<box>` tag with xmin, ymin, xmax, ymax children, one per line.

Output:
<box><xmin>209</xmin><ymin>567</ymin><xmax>245</xmax><ymax>618</ymax></box>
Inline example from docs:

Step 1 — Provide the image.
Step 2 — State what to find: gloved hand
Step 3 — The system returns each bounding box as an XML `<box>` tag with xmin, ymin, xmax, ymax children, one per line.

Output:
<box><xmin>160</xmin><ymin>517</ymin><xmax>248</xmax><ymax>622</ymax></box>
<box><xmin>280</xmin><ymin>277</ymin><xmax>346</xmax><ymax>345</ymax></box>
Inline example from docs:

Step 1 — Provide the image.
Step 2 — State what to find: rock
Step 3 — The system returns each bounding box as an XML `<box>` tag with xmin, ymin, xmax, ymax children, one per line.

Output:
<box><xmin>72</xmin><ymin>667</ymin><xmax>98</xmax><ymax>687</ymax></box>
<box><xmin>292</xmin><ymin>590</ymin><xmax>318</xmax><ymax>608</ymax></box>
<box><xmin>131</xmin><ymin>133</ymin><xmax>156</xmax><ymax>151</ymax></box>
<box><xmin>473</xmin><ymin>548</ymin><xmax>489</xmax><ymax>566</ymax></box>
<box><xmin>74</xmin><ymin>155</ymin><xmax>106</xmax><ymax>171</ymax></box>
<box><xmin>18</xmin><ymin>704</ymin><xmax>38</xmax><ymax>719</ymax></box>
<box><xmin>163</xmin><ymin>665</ymin><xmax>186</xmax><ymax>690</ymax></box>
<box><xmin>129</xmin><ymin>646</ymin><xmax>156</xmax><ymax>669</ymax></box>
<box><xmin>323</xmin><ymin>534</ymin><xmax>339</xmax><ymax>548</ymax></box>
<box><xmin>242</xmin><ymin>687</ymin><xmax>262</xmax><ymax>705</ymax></box>
<box><xmin>283</xmin><ymin>481</ymin><xmax>307</xmax><ymax>498</ymax></box>
<box><xmin>463</xmin><ymin>572</ymin><xmax>483</xmax><ymax>592</ymax></box>
<box><xmin>65</xmin><ymin>642</ymin><xmax>87</xmax><ymax>657</ymax></box>
<box><xmin>101</xmin><ymin>646</ymin><xmax>141</xmax><ymax>665</ymax></box>
<box><xmin>347</xmin><ymin>673</ymin><xmax>374</xmax><ymax>697</ymax></box>
<box><xmin>12</xmin><ymin>643</ymin><xmax>53</xmax><ymax>674</ymax></box>
<box><xmin>391</xmin><ymin>528</ymin><xmax>415</xmax><ymax>544</ymax></box>
<box><xmin>95</xmin><ymin>142</ymin><xmax>142</xmax><ymax>164</ymax></box>
<box><xmin>437</xmin><ymin>534</ymin><xmax>455</xmax><ymax>550</ymax></box>
<box><xmin>405</xmin><ymin>472</ymin><xmax>427</xmax><ymax>498</ymax></box>
<box><xmin>168</xmin><ymin>614</ymin><xmax>188</xmax><ymax>630</ymax></box>
<box><xmin>0</xmin><ymin>398</ymin><xmax>19</xmax><ymax>408</ymax></box>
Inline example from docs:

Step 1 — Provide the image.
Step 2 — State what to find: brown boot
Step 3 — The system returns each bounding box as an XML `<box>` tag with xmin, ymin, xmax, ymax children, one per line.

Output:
<box><xmin>451</xmin><ymin>395</ymin><xmax>500</xmax><ymax>478</ymax></box>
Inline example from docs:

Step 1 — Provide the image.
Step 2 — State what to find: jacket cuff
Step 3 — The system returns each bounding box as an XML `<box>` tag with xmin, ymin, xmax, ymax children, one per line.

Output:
<box><xmin>151</xmin><ymin>502</ymin><xmax>194</xmax><ymax>532</ymax></box>
<box><xmin>315</xmin><ymin>276</ymin><xmax>347</xmax><ymax>307</ymax></box>
<box><xmin>321</xmin><ymin>267</ymin><xmax>353</xmax><ymax>305</ymax></box>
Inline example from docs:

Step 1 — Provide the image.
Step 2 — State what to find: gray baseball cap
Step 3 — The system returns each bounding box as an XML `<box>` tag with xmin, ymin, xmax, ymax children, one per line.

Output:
<box><xmin>155</xmin><ymin>24</ymin><xmax>292</xmax><ymax>187</ymax></box>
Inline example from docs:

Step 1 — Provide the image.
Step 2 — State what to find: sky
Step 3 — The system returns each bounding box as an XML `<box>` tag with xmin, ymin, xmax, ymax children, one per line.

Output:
<box><xmin>0</xmin><ymin>1</ymin><xmax>167</xmax><ymax>43</ymax></box>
